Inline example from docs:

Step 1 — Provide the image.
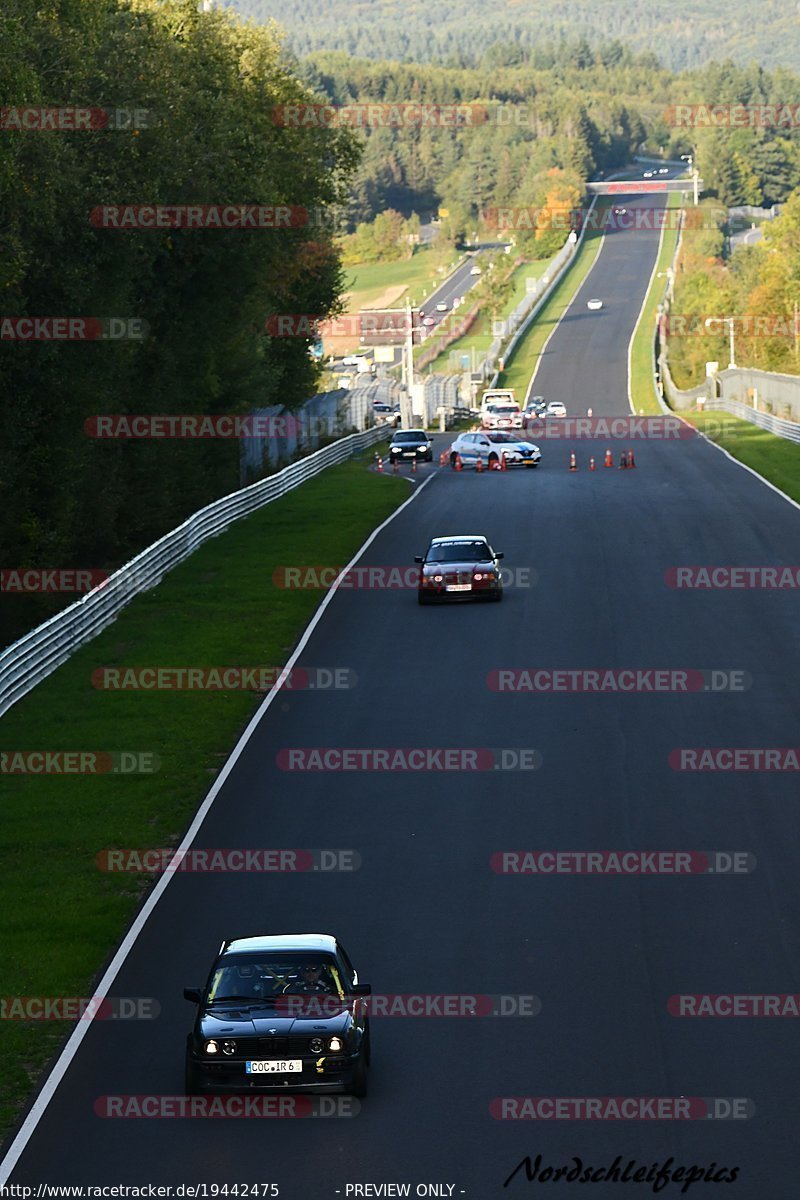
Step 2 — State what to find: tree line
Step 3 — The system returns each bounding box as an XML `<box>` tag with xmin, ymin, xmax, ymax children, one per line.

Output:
<box><xmin>0</xmin><ymin>0</ymin><xmax>357</xmax><ymax>647</ymax></box>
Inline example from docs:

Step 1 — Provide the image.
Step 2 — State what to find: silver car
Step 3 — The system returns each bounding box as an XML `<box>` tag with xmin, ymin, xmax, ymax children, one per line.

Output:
<box><xmin>449</xmin><ymin>430</ymin><xmax>541</xmax><ymax>469</ymax></box>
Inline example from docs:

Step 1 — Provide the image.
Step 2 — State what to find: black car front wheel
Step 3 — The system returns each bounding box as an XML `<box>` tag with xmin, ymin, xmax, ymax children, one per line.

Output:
<box><xmin>185</xmin><ymin>1051</ymin><xmax>203</xmax><ymax>1096</ymax></box>
<box><xmin>348</xmin><ymin>1048</ymin><xmax>368</xmax><ymax>1098</ymax></box>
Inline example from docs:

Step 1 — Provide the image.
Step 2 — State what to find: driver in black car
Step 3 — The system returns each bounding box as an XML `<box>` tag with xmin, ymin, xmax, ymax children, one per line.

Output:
<box><xmin>283</xmin><ymin>963</ymin><xmax>333</xmax><ymax>994</ymax></box>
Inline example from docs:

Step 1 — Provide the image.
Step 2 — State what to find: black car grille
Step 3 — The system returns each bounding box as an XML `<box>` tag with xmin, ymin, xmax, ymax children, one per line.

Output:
<box><xmin>254</xmin><ymin>1037</ymin><xmax>292</xmax><ymax>1055</ymax></box>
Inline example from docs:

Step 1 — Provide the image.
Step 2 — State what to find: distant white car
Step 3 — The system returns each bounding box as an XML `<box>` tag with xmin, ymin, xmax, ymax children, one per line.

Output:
<box><xmin>659</xmin><ymin>168</ymin><xmax>669</xmax><ymax>174</ymax></box>
<box><xmin>435</xmin><ymin>302</ymin><xmax>448</xmax><ymax>312</ymax></box>
<box><xmin>545</xmin><ymin>401</ymin><xmax>567</xmax><ymax>418</ymax></box>
<box><xmin>470</xmin><ymin>265</ymin><xmax>482</xmax><ymax>275</ymax></box>
<box><xmin>421</xmin><ymin>316</ymin><xmax>436</xmax><ymax>327</ymax></box>
<box><xmin>613</xmin><ymin>207</ymin><xmax>627</xmax><ymax>215</ymax></box>
<box><xmin>643</xmin><ymin>171</ymin><xmax>653</xmax><ymax>178</ymax></box>
<box><xmin>587</xmin><ymin>298</ymin><xmax>603</xmax><ymax>311</ymax></box>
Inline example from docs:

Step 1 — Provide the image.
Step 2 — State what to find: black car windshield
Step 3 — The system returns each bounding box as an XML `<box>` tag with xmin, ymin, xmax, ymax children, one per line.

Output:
<box><xmin>394</xmin><ymin>431</ymin><xmax>426</xmax><ymax>442</ymax></box>
<box><xmin>426</xmin><ymin>541</ymin><xmax>492</xmax><ymax>563</ymax></box>
<box><xmin>207</xmin><ymin>954</ymin><xmax>342</xmax><ymax>1003</ymax></box>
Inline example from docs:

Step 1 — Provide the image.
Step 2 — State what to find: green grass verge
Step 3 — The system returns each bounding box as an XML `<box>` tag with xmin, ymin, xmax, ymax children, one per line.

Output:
<box><xmin>680</xmin><ymin>411</ymin><xmax>800</xmax><ymax>502</ymax></box>
<box><xmin>629</xmin><ymin>192</ymin><xmax>682</xmax><ymax>416</ymax></box>
<box><xmin>494</xmin><ymin>220</ymin><xmax>607</xmax><ymax>398</ymax></box>
<box><xmin>424</xmin><ymin>256</ymin><xmax>554</xmax><ymax>374</ymax></box>
<box><xmin>0</xmin><ymin>451</ymin><xmax>407</xmax><ymax>1143</ymax></box>
<box><xmin>342</xmin><ymin>247</ymin><xmax>459</xmax><ymax>310</ymax></box>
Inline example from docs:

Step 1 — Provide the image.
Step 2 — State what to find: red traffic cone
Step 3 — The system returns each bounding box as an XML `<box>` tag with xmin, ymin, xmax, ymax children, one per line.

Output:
<box><xmin>627</xmin><ymin>448</ymin><xmax>636</xmax><ymax>468</ymax></box>
<box><xmin>500</xmin><ymin>451</ymin><xmax>508</xmax><ymax>472</ymax></box>
<box><xmin>569</xmin><ymin>451</ymin><xmax>578</xmax><ymax>471</ymax></box>
<box><xmin>476</xmin><ymin>455</ymin><xmax>484</xmax><ymax>473</ymax></box>
<box><xmin>589</xmin><ymin>456</ymin><xmax>596</xmax><ymax>470</ymax></box>
<box><xmin>439</xmin><ymin>449</ymin><xmax>448</xmax><ymax>467</ymax></box>
<box><xmin>411</xmin><ymin>458</ymin><xmax>417</xmax><ymax>473</ymax></box>
<box><xmin>377</xmin><ymin>455</ymin><xmax>384</xmax><ymax>473</ymax></box>
<box><xmin>455</xmin><ymin>453</ymin><xmax>463</xmax><ymax>472</ymax></box>
<box><xmin>619</xmin><ymin>450</ymin><xmax>628</xmax><ymax>469</ymax></box>
<box><xmin>604</xmin><ymin>447</ymin><xmax>613</xmax><ymax>468</ymax></box>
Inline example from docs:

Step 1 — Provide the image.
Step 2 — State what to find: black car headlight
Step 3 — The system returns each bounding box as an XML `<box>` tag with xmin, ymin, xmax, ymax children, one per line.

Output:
<box><xmin>221</xmin><ymin>1040</ymin><xmax>236</xmax><ymax>1056</ymax></box>
<box><xmin>309</xmin><ymin>1037</ymin><xmax>325</xmax><ymax>1054</ymax></box>
<box><xmin>328</xmin><ymin>1036</ymin><xmax>344</xmax><ymax>1052</ymax></box>
<box><xmin>205</xmin><ymin>1039</ymin><xmax>219</xmax><ymax>1055</ymax></box>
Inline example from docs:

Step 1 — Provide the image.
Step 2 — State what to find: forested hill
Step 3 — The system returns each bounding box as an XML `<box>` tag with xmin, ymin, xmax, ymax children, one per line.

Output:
<box><xmin>225</xmin><ymin>0</ymin><xmax>799</xmax><ymax>72</ymax></box>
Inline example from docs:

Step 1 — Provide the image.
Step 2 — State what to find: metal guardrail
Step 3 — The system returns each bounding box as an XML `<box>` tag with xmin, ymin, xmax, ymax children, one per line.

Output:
<box><xmin>700</xmin><ymin>398</ymin><xmax>800</xmax><ymax>443</ymax></box>
<box><xmin>0</xmin><ymin>424</ymin><xmax>387</xmax><ymax>719</ymax></box>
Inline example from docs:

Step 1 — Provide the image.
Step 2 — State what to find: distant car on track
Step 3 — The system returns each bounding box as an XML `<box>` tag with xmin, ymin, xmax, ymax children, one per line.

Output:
<box><xmin>415</xmin><ymin>535</ymin><xmax>504</xmax><ymax>604</ymax></box>
<box><xmin>184</xmin><ymin>933</ymin><xmax>371</xmax><ymax>1097</ymax></box>
<box><xmin>389</xmin><ymin>429</ymin><xmax>433</xmax><ymax>463</ymax></box>
<box><xmin>545</xmin><ymin>401</ymin><xmax>567</xmax><ymax>418</ymax></box>
<box><xmin>659</xmin><ymin>167</ymin><xmax>669</xmax><ymax>174</ymax></box>
<box><xmin>450</xmin><ymin>430</ymin><xmax>541</xmax><ymax>469</ymax></box>
<box><xmin>372</xmin><ymin>402</ymin><xmax>401</xmax><ymax>427</ymax></box>
<box><xmin>421</xmin><ymin>316</ymin><xmax>436</xmax><ymax>327</ymax></box>
<box><xmin>643</xmin><ymin>171</ymin><xmax>653</xmax><ymax>178</ymax></box>
<box><xmin>523</xmin><ymin>397</ymin><xmax>547</xmax><ymax>421</ymax></box>
<box><xmin>470</xmin><ymin>265</ymin><xmax>482</xmax><ymax>275</ymax></box>
<box><xmin>586</xmin><ymin>298</ymin><xmax>603</xmax><ymax>311</ymax></box>
<box><xmin>435</xmin><ymin>301</ymin><xmax>449</xmax><ymax>312</ymax></box>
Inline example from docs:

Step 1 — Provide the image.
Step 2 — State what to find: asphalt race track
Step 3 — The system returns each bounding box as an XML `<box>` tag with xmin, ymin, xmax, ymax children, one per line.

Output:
<box><xmin>6</xmin><ymin>183</ymin><xmax>800</xmax><ymax>1197</ymax></box>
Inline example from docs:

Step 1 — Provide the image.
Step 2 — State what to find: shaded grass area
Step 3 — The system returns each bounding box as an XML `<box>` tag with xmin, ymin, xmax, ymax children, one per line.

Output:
<box><xmin>0</xmin><ymin>452</ymin><xmax>407</xmax><ymax>1143</ymax></box>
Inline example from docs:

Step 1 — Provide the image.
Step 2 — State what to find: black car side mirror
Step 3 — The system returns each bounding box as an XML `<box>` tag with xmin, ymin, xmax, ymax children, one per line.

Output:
<box><xmin>184</xmin><ymin>987</ymin><xmax>202</xmax><ymax>1004</ymax></box>
<box><xmin>496</xmin><ymin>552</ymin><xmax>504</xmax><ymax>559</ymax></box>
<box><xmin>351</xmin><ymin>983</ymin><xmax>372</xmax><ymax>996</ymax></box>
<box><xmin>414</xmin><ymin>556</ymin><xmax>423</xmax><ymax>564</ymax></box>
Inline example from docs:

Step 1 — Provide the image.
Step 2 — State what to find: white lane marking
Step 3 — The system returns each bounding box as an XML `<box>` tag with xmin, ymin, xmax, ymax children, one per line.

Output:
<box><xmin>683</xmin><ymin>423</ymin><xmax>800</xmax><ymax>516</ymax></box>
<box><xmin>0</xmin><ymin>472</ymin><xmax>436</xmax><ymax>1182</ymax></box>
